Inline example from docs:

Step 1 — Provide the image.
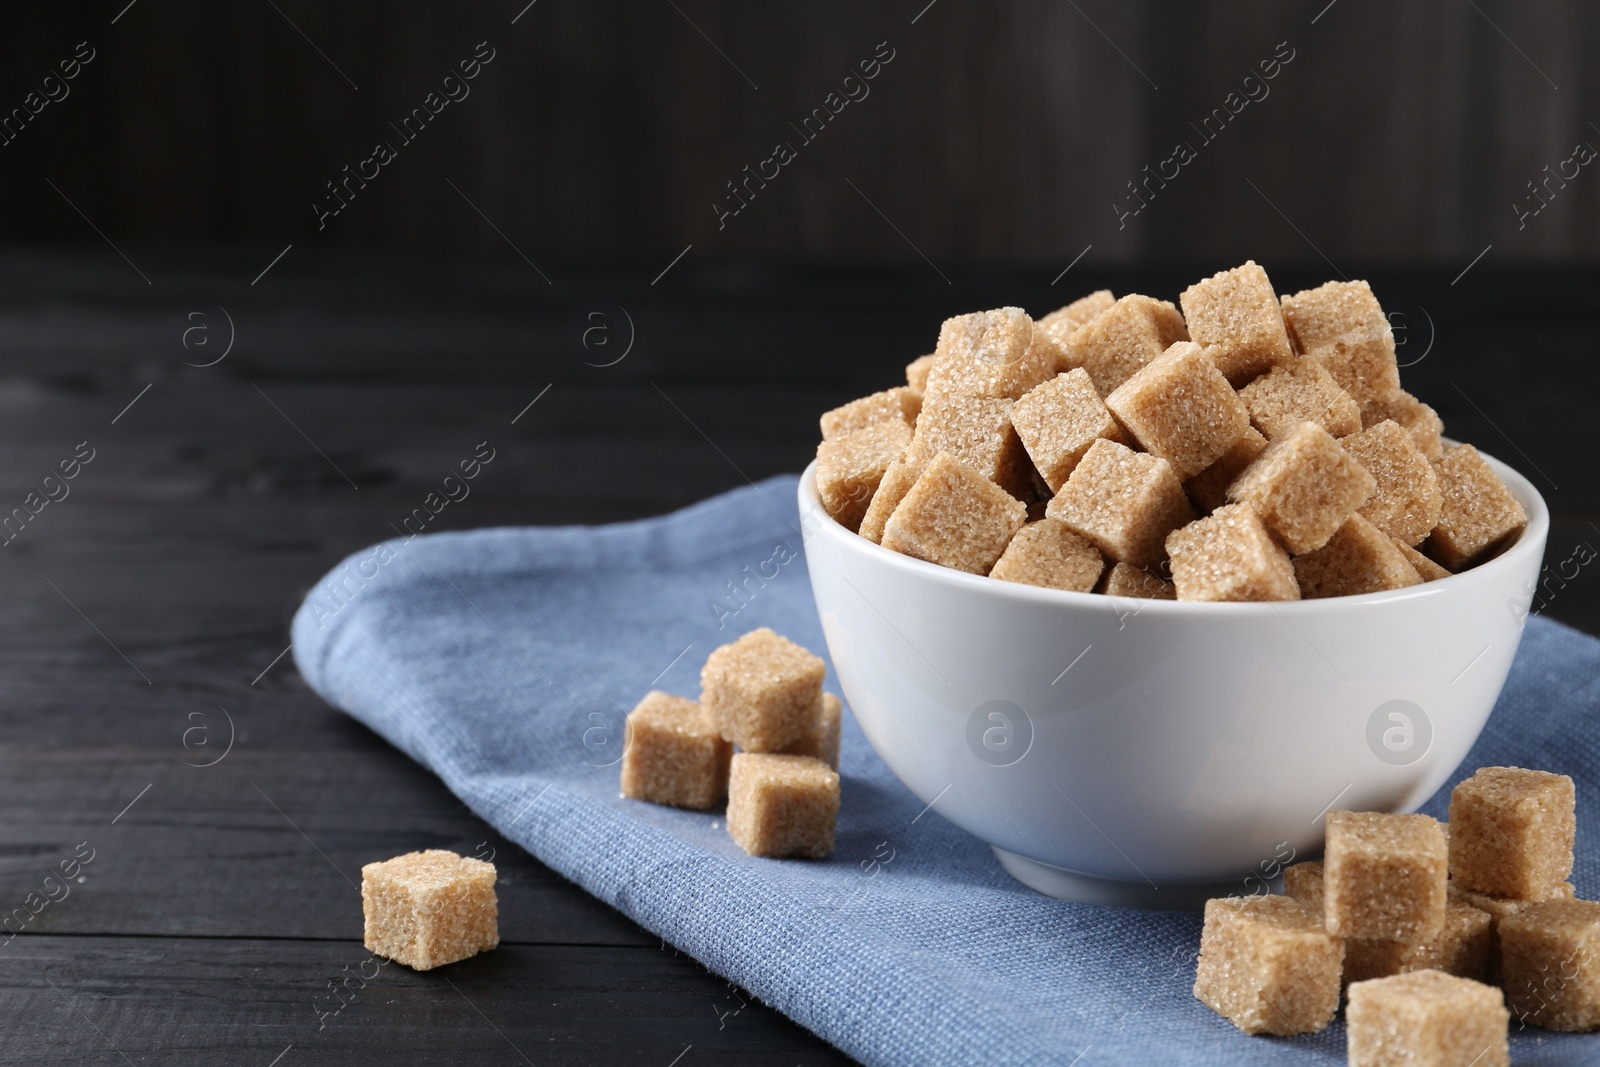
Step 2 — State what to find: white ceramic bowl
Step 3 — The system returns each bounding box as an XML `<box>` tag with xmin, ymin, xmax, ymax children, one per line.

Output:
<box><xmin>799</xmin><ymin>449</ymin><xmax>1548</xmax><ymax>908</ymax></box>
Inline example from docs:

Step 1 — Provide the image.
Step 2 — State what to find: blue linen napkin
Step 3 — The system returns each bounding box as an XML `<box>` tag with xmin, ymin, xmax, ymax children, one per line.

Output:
<box><xmin>292</xmin><ymin>475</ymin><xmax>1600</xmax><ymax>1066</ymax></box>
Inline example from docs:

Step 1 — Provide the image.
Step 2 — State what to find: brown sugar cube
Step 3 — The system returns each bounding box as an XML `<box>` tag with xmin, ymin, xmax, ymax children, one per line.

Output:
<box><xmin>1037</xmin><ymin>289</ymin><xmax>1116</xmax><ymax>371</ymax></box>
<box><xmin>1237</xmin><ymin>357</ymin><xmax>1362</xmax><ymax>439</ymax></box>
<box><xmin>815</xmin><ymin>419</ymin><xmax>912</xmax><ymax>533</ymax></box>
<box><xmin>1500</xmin><ymin>899</ymin><xmax>1600</xmax><ymax>1031</ymax></box>
<box><xmin>1449</xmin><ymin>766</ymin><xmax>1575</xmax><ymax>899</ymax></box>
<box><xmin>988</xmin><ymin>519</ymin><xmax>1105</xmax><ymax>592</ymax></box>
<box><xmin>620</xmin><ymin>691</ymin><xmax>732</xmax><ymax>810</ymax></box>
<box><xmin>701</xmin><ymin>628</ymin><xmax>826</xmax><ymax>752</ymax></box>
<box><xmin>819</xmin><ymin>386</ymin><xmax>921</xmax><ymax>441</ymax></box>
<box><xmin>777</xmin><ymin>692</ymin><xmax>842</xmax><ymax>770</ymax></box>
<box><xmin>1285</xmin><ymin>861</ymin><xmax>1493</xmax><ymax>984</ymax></box>
<box><xmin>1280</xmin><ymin>279</ymin><xmax>1402</xmax><ymax>408</ymax></box>
<box><xmin>362</xmin><ymin>850</ymin><xmax>499</xmax><ymax>971</ymax></box>
<box><xmin>1010</xmin><ymin>369</ymin><xmax>1125</xmax><ymax>491</ymax></box>
<box><xmin>1454</xmin><ymin>883</ymin><xmax>1576</xmax><ymax>983</ymax></box>
<box><xmin>1346</xmin><ymin>970</ymin><xmax>1509</xmax><ymax>1067</ymax></box>
<box><xmin>1165</xmin><ymin>503</ymin><xmax>1299</xmax><ymax>602</ymax></box>
<box><xmin>1185</xmin><ymin>426</ymin><xmax>1267</xmax><ymax>513</ymax></box>
<box><xmin>857</xmin><ymin>456</ymin><xmax>923</xmax><ymax>544</ymax></box>
<box><xmin>1394</xmin><ymin>538</ymin><xmax>1452</xmax><ymax>581</ymax></box>
<box><xmin>1100</xmin><ymin>561</ymin><xmax>1175</xmax><ymax>599</ymax></box>
<box><xmin>905</xmin><ymin>353</ymin><xmax>935</xmax><ymax>395</ymax></box>
<box><xmin>1292</xmin><ymin>515</ymin><xmax>1422</xmax><ymax>599</ymax></box>
<box><xmin>923</xmin><ymin>307</ymin><xmax>1056</xmax><ymax>400</ymax></box>
<box><xmin>1362</xmin><ymin>390</ymin><xmax>1444</xmax><ymax>461</ymax></box>
<box><xmin>726</xmin><ymin>753</ymin><xmax>839</xmax><ymax>859</ymax></box>
<box><xmin>882</xmin><ymin>452</ymin><xmax>1027</xmax><ymax>575</ymax></box>
<box><xmin>1192</xmin><ymin>895</ymin><xmax>1343</xmax><ymax>1035</ymax></box>
<box><xmin>1045</xmin><ymin>438</ymin><xmax>1195</xmax><ymax>566</ymax></box>
<box><xmin>1325</xmin><ymin>811</ymin><xmax>1449</xmax><ymax>942</ymax></box>
<box><xmin>1105</xmin><ymin>341</ymin><xmax>1251</xmax><ymax>480</ymax></box>
<box><xmin>1426</xmin><ymin>445</ymin><xmax>1529</xmax><ymax>570</ymax></box>
<box><xmin>1179</xmin><ymin>261</ymin><xmax>1294</xmax><ymax>385</ymax></box>
<box><xmin>905</xmin><ymin>393</ymin><xmax>1033</xmax><ymax>499</ymax></box>
<box><xmin>1340</xmin><ymin>420</ymin><xmax>1443</xmax><ymax>546</ymax></box>
<box><xmin>1228</xmin><ymin>422</ymin><xmax>1376</xmax><ymax>554</ymax></box>
<box><xmin>1060</xmin><ymin>294</ymin><xmax>1189</xmax><ymax>396</ymax></box>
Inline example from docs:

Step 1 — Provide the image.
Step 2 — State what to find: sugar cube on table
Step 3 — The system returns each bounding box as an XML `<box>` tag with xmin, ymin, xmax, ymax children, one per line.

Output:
<box><xmin>1227</xmin><ymin>421</ymin><xmax>1376</xmax><ymax>555</ymax></box>
<box><xmin>1192</xmin><ymin>895</ymin><xmax>1343</xmax><ymax>1035</ymax></box>
<box><xmin>815</xmin><ymin>419</ymin><xmax>912</xmax><ymax>533</ymax></box>
<box><xmin>857</xmin><ymin>456</ymin><xmax>923</xmax><ymax>544</ymax></box>
<box><xmin>905</xmin><ymin>353</ymin><xmax>935</xmax><ymax>395</ymax></box>
<box><xmin>777</xmin><ymin>692</ymin><xmax>842</xmax><ymax>770</ymax></box>
<box><xmin>1292</xmin><ymin>515</ymin><xmax>1422</xmax><ymax>599</ymax></box>
<box><xmin>726</xmin><ymin>753</ymin><xmax>840</xmax><ymax>859</ymax></box>
<box><xmin>1179</xmin><ymin>260</ymin><xmax>1294</xmax><ymax>386</ymax></box>
<box><xmin>988</xmin><ymin>518</ymin><xmax>1105</xmax><ymax>592</ymax></box>
<box><xmin>1046</xmin><ymin>438</ymin><xmax>1194</xmax><ymax>567</ymax></box>
<box><xmin>1104</xmin><ymin>340</ymin><xmax>1251</xmax><ymax>480</ymax></box>
<box><xmin>1036</xmin><ymin>289</ymin><xmax>1116</xmax><ymax>368</ymax></box>
<box><xmin>1426</xmin><ymin>445</ymin><xmax>1529</xmax><ymax>570</ymax></box>
<box><xmin>1346</xmin><ymin>970</ymin><xmax>1509</xmax><ymax>1067</ymax></box>
<box><xmin>362</xmin><ymin>850</ymin><xmax>499</xmax><ymax>971</ymax></box>
<box><xmin>1184</xmin><ymin>426</ymin><xmax>1267</xmax><ymax>514</ymax></box>
<box><xmin>1448</xmin><ymin>766</ymin><xmax>1575</xmax><ymax>900</ymax></box>
<box><xmin>1165</xmin><ymin>503</ymin><xmax>1298</xmax><ymax>602</ymax></box>
<box><xmin>1339</xmin><ymin>419</ymin><xmax>1443</xmax><ymax>546</ymax></box>
<box><xmin>882</xmin><ymin>451</ymin><xmax>1027</xmax><ymax>575</ymax></box>
<box><xmin>620</xmin><ymin>691</ymin><xmax>732</xmax><ymax>810</ymax></box>
<box><xmin>701</xmin><ymin>628</ymin><xmax>826</xmax><ymax>752</ymax></box>
<box><xmin>1325</xmin><ymin>811</ymin><xmax>1449</xmax><ymax>942</ymax></box>
<box><xmin>923</xmin><ymin>307</ymin><xmax>1055</xmax><ymax>401</ymax></box>
<box><xmin>1499</xmin><ymin>899</ymin><xmax>1600</xmax><ymax>1032</ymax></box>
<box><xmin>905</xmin><ymin>393</ymin><xmax>1034</xmax><ymax>500</ymax></box>
<box><xmin>1237</xmin><ymin>357</ymin><xmax>1362</xmax><ymax>439</ymax></box>
<box><xmin>1280</xmin><ymin>279</ymin><xmax>1402</xmax><ymax>409</ymax></box>
<box><xmin>1393</xmin><ymin>538</ymin><xmax>1452</xmax><ymax>582</ymax></box>
<box><xmin>1454</xmin><ymin>883</ymin><xmax>1576</xmax><ymax>983</ymax></box>
<box><xmin>1060</xmin><ymin>294</ymin><xmax>1189</xmax><ymax>395</ymax></box>
<box><xmin>818</xmin><ymin>386</ymin><xmax>921</xmax><ymax>441</ymax></box>
<box><xmin>1100</xmin><ymin>561</ymin><xmax>1175</xmax><ymax>599</ymax></box>
<box><xmin>1362</xmin><ymin>390</ymin><xmax>1444</xmax><ymax>460</ymax></box>
<box><xmin>1010</xmin><ymin>368</ymin><xmax>1124</xmax><ymax>491</ymax></box>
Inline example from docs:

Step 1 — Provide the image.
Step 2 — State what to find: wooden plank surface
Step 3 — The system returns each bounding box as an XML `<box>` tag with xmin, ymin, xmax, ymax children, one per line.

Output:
<box><xmin>0</xmin><ymin>250</ymin><xmax>1593</xmax><ymax>1063</ymax></box>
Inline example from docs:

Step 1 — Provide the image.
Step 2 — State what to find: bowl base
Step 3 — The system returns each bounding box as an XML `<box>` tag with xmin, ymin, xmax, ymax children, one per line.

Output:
<box><xmin>992</xmin><ymin>847</ymin><xmax>1267</xmax><ymax>911</ymax></box>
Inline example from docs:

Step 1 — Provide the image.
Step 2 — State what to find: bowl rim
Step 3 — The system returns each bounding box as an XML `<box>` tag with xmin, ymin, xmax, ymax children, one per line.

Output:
<box><xmin>798</xmin><ymin>442</ymin><xmax>1550</xmax><ymax>616</ymax></box>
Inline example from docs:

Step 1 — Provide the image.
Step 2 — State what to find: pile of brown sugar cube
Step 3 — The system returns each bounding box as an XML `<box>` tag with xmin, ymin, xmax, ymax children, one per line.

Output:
<box><xmin>1193</xmin><ymin>766</ymin><xmax>1592</xmax><ymax>1065</ymax></box>
<box><xmin>813</xmin><ymin>262</ymin><xmax>1529</xmax><ymax>600</ymax></box>
<box><xmin>619</xmin><ymin>628</ymin><xmax>841</xmax><ymax>859</ymax></box>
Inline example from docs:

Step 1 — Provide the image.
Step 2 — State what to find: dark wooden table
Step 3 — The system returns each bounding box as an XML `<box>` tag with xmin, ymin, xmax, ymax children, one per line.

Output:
<box><xmin>2</xmin><ymin>249</ymin><xmax>1593</xmax><ymax>1065</ymax></box>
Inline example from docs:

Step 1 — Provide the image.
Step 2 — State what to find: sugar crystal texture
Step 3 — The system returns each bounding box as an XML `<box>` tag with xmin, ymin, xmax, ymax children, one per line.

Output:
<box><xmin>362</xmin><ymin>850</ymin><xmax>499</xmax><ymax>971</ymax></box>
<box><xmin>905</xmin><ymin>393</ymin><xmax>1034</xmax><ymax>499</ymax></box>
<box><xmin>1237</xmin><ymin>357</ymin><xmax>1362</xmax><ymax>439</ymax></box>
<box><xmin>1100</xmin><ymin>561</ymin><xmax>1176</xmax><ymax>599</ymax></box>
<box><xmin>1362</xmin><ymin>390</ymin><xmax>1444</xmax><ymax>460</ymax></box>
<box><xmin>1037</xmin><ymin>289</ymin><xmax>1116</xmax><ymax>371</ymax></box>
<box><xmin>701</xmin><ymin>628</ymin><xmax>826</xmax><ymax>752</ymax></box>
<box><xmin>1279</xmin><ymin>279</ymin><xmax>1402</xmax><ymax>409</ymax></box>
<box><xmin>1454</xmin><ymin>883</ymin><xmax>1576</xmax><ymax>984</ymax></box>
<box><xmin>1104</xmin><ymin>341</ymin><xmax>1251</xmax><ymax>480</ymax></box>
<box><xmin>1448</xmin><ymin>766</ymin><xmax>1575</xmax><ymax>900</ymax></box>
<box><xmin>1184</xmin><ymin>426</ymin><xmax>1267</xmax><ymax>514</ymax></box>
<box><xmin>819</xmin><ymin>386</ymin><xmax>921</xmax><ymax>440</ymax></box>
<box><xmin>1010</xmin><ymin>368</ymin><xmax>1124</xmax><ymax>491</ymax></box>
<box><xmin>1060</xmin><ymin>294</ymin><xmax>1189</xmax><ymax>395</ymax></box>
<box><xmin>882</xmin><ymin>452</ymin><xmax>1027</xmax><ymax>575</ymax></box>
<box><xmin>1394</xmin><ymin>537</ymin><xmax>1451</xmax><ymax>582</ymax></box>
<box><xmin>815</xmin><ymin>419</ymin><xmax>912</xmax><ymax>533</ymax></box>
<box><xmin>1165</xmin><ymin>503</ymin><xmax>1298</xmax><ymax>602</ymax></box>
<box><xmin>726</xmin><ymin>753</ymin><xmax>839</xmax><ymax>859</ymax></box>
<box><xmin>923</xmin><ymin>307</ymin><xmax>1055</xmax><ymax>401</ymax></box>
<box><xmin>905</xmin><ymin>354</ymin><xmax>935</xmax><ymax>395</ymax></box>
<box><xmin>1192</xmin><ymin>895</ymin><xmax>1343</xmax><ymax>1035</ymax></box>
<box><xmin>620</xmin><ymin>691</ymin><xmax>732</xmax><ymax>810</ymax></box>
<box><xmin>1346</xmin><ymin>970</ymin><xmax>1509</xmax><ymax>1067</ymax></box>
<box><xmin>1499</xmin><ymin>899</ymin><xmax>1600</xmax><ymax>1031</ymax></box>
<box><xmin>1227</xmin><ymin>421</ymin><xmax>1376</xmax><ymax>554</ymax></box>
<box><xmin>1292</xmin><ymin>515</ymin><xmax>1422</xmax><ymax>599</ymax></box>
<box><xmin>1046</xmin><ymin>438</ymin><xmax>1194</xmax><ymax>567</ymax></box>
<box><xmin>1325</xmin><ymin>811</ymin><xmax>1449</xmax><ymax>942</ymax></box>
<box><xmin>1340</xmin><ymin>419</ymin><xmax>1443</xmax><ymax>545</ymax></box>
<box><xmin>1179</xmin><ymin>261</ymin><xmax>1294</xmax><ymax>385</ymax></box>
<box><xmin>1425</xmin><ymin>445</ymin><xmax>1528</xmax><ymax>570</ymax></box>
<box><xmin>776</xmin><ymin>692</ymin><xmax>842</xmax><ymax>771</ymax></box>
<box><xmin>988</xmin><ymin>518</ymin><xmax>1105</xmax><ymax>592</ymax></box>
<box><xmin>857</xmin><ymin>456</ymin><xmax>923</xmax><ymax>544</ymax></box>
